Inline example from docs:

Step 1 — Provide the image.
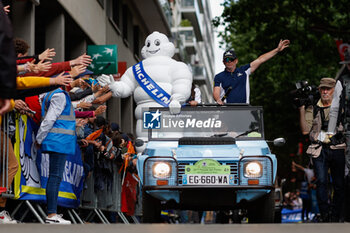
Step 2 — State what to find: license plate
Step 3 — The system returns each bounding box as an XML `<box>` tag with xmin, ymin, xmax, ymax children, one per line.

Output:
<box><xmin>182</xmin><ymin>174</ymin><xmax>234</xmax><ymax>185</ymax></box>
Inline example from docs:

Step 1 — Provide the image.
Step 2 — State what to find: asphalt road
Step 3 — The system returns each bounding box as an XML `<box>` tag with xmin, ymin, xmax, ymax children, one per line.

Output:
<box><xmin>2</xmin><ymin>223</ymin><xmax>350</xmax><ymax>233</ymax></box>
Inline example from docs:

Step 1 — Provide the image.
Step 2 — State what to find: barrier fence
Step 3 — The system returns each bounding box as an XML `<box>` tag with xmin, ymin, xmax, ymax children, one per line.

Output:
<box><xmin>0</xmin><ymin>113</ymin><xmax>141</xmax><ymax>224</ymax></box>
<box><xmin>0</xmin><ymin>113</ymin><xmax>15</xmax><ymax>200</ymax></box>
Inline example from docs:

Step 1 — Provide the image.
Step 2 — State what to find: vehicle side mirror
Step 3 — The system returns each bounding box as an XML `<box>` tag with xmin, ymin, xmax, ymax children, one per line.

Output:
<box><xmin>273</xmin><ymin>138</ymin><xmax>285</xmax><ymax>147</ymax></box>
<box><xmin>135</xmin><ymin>138</ymin><xmax>144</xmax><ymax>147</ymax></box>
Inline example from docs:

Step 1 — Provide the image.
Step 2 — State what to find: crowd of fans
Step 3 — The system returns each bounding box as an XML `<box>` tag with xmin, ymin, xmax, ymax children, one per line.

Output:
<box><xmin>0</xmin><ymin>5</ymin><xmax>140</xmax><ymax>224</ymax></box>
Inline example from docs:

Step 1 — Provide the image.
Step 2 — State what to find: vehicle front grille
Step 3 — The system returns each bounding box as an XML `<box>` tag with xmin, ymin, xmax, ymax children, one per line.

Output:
<box><xmin>178</xmin><ymin>161</ymin><xmax>239</xmax><ymax>185</ymax></box>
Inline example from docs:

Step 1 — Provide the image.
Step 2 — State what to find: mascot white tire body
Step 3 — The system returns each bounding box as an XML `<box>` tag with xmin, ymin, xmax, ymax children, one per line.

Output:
<box><xmin>107</xmin><ymin>31</ymin><xmax>193</xmax><ymax>151</ymax></box>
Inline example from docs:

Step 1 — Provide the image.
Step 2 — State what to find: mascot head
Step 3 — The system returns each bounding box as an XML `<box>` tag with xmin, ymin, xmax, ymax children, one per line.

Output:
<box><xmin>141</xmin><ymin>31</ymin><xmax>175</xmax><ymax>59</ymax></box>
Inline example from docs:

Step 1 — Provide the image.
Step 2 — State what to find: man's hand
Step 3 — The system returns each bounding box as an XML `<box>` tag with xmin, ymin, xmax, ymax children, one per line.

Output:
<box><xmin>50</xmin><ymin>72</ymin><xmax>73</xmax><ymax>86</ymax></box>
<box><xmin>70</xmin><ymin>53</ymin><xmax>92</xmax><ymax>67</ymax></box>
<box><xmin>28</xmin><ymin>60</ymin><xmax>52</xmax><ymax>73</ymax></box>
<box><xmin>69</xmin><ymin>65</ymin><xmax>86</xmax><ymax>78</ymax></box>
<box><xmin>216</xmin><ymin>99</ymin><xmax>224</xmax><ymax>105</ymax></box>
<box><xmin>94</xmin><ymin>105</ymin><xmax>107</xmax><ymax>116</ymax></box>
<box><xmin>79</xmin><ymin>139</ymin><xmax>88</xmax><ymax>147</ymax></box>
<box><xmin>14</xmin><ymin>99</ymin><xmax>30</xmax><ymax>113</ymax></box>
<box><xmin>277</xmin><ymin>39</ymin><xmax>290</xmax><ymax>52</ymax></box>
<box><xmin>188</xmin><ymin>100</ymin><xmax>198</xmax><ymax>106</ymax></box>
<box><xmin>3</xmin><ymin>5</ymin><xmax>10</xmax><ymax>14</ymax></box>
<box><xmin>76</xmin><ymin>118</ymin><xmax>88</xmax><ymax>127</ymax></box>
<box><xmin>77</xmin><ymin>101</ymin><xmax>92</xmax><ymax>109</ymax></box>
<box><xmin>95</xmin><ymin>85</ymin><xmax>109</xmax><ymax>97</ymax></box>
<box><xmin>39</xmin><ymin>48</ymin><xmax>56</xmax><ymax>61</ymax></box>
<box><xmin>92</xmin><ymin>82</ymin><xmax>101</xmax><ymax>93</ymax></box>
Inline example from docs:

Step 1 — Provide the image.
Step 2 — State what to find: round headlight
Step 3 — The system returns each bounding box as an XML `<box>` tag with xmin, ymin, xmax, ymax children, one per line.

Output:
<box><xmin>244</xmin><ymin>162</ymin><xmax>262</xmax><ymax>178</ymax></box>
<box><xmin>153</xmin><ymin>162</ymin><xmax>171</xmax><ymax>178</ymax></box>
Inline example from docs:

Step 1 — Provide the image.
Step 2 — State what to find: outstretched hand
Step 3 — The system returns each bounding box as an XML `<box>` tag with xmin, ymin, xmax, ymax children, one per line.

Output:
<box><xmin>70</xmin><ymin>65</ymin><xmax>86</xmax><ymax>78</ymax></box>
<box><xmin>3</xmin><ymin>5</ymin><xmax>10</xmax><ymax>14</ymax></box>
<box><xmin>51</xmin><ymin>72</ymin><xmax>73</xmax><ymax>86</ymax></box>
<box><xmin>70</xmin><ymin>53</ymin><xmax>92</xmax><ymax>67</ymax></box>
<box><xmin>277</xmin><ymin>39</ymin><xmax>290</xmax><ymax>52</ymax></box>
<box><xmin>28</xmin><ymin>59</ymin><xmax>52</xmax><ymax>73</ymax></box>
<box><xmin>39</xmin><ymin>48</ymin><xmax>56</xmax><ymax>61</ymax></box>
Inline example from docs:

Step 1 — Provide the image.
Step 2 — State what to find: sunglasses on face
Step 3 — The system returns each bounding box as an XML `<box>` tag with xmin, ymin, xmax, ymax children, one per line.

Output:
<box><xmin>224</xmin><ymin>57</ymin><xmax>235</xmax><ymax>63</ymax></box>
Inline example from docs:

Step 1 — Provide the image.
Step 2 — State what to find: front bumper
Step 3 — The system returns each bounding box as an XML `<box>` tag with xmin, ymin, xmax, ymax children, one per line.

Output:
<box><xmin>143</xmin><ymin>185</ymin><xmax>274</xmax><ymax>209</ymax></box>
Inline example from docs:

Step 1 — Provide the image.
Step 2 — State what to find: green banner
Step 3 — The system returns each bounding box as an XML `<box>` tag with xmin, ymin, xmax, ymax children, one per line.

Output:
<box><xmin>185</xmin><ymin>159</ymin><xmax>230</xmax><ymax>174</ymax></box>
<box><xmin>87</xmin><ymin>44</ymin><xmax>118</xmax><ymax>75</ymax></box>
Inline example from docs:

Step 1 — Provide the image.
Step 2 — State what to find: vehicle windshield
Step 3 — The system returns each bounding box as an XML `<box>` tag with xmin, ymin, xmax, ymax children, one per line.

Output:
<box><xmin>144</xmin><ymin>105</ymin><xmax>264</xmax><ymax>140</ymax></box>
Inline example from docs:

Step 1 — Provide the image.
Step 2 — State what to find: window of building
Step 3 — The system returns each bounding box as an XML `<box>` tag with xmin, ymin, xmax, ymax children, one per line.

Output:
<box><xmin>133</xmin><ymin>26</ymin><xmax>140</xmax><ymax>58</ymax></box>
<box><xmin>112</xmin><ymin>0</ymin><xmax>120</xmax><ymax>28</ymax></box>
<box><xmin>122</xmin><ymin>5</ymin><xmax>128</xmax><ymax>41</ymax></box>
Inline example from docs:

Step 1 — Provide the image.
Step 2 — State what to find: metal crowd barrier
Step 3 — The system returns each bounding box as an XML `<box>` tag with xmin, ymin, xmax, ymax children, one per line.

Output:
<box><xmin>79</xmin><ymin>161</ymin><xmax>141</xmax><ymax>224</ymax></box>
<box><xmin>0</xmin><ymin>113</ymin><xmax>15</xmax><ymax>200</ymax></box>
<box><xmin>1</xmin><ymin>112</ymin><xmax>141</xmax><ymax>224</ymax></box>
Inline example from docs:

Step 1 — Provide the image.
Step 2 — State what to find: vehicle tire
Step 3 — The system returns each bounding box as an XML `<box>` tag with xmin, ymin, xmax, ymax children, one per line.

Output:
<box><xmin>142</xmin><ymin>190</ymin><xmax>161</xmax><ymax>223</ymax></box>
<box><xmin>274</xmin><ymin>208</ymin><xmax>282</xmax><ymax>223</ymax></box>
<box><xmin>248</xmin><ymin>189</ymin><xmax>275</xmax><ymax>223</ymax></box>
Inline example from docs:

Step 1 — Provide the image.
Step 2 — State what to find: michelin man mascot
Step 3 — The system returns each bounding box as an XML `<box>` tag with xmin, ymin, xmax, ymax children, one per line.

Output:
<box><xmin>106</xmin><ymin>31</ymin><xmax>192</xmax><ymax>151</ymax></box>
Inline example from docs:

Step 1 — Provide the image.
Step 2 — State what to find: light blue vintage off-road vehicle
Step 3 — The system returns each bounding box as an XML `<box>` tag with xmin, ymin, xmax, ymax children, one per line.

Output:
<box><xmin>137</xmin><ymin>105</ymin><xmax>284</xmax><ymax>223</ymax></box>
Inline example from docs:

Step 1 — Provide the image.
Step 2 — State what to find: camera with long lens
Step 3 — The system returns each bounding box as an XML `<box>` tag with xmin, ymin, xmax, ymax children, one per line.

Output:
<box><xmin>292</xmin><ymin>81</ymin><xmax>319</xmax><ymax>108</ymax></box>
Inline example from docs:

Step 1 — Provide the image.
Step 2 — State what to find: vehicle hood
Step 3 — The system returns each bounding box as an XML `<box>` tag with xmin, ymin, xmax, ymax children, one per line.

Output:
<box><xmin>144</xmin><ymin>140</ymin><xmax>271</xmax><ymax>159</ymax></box>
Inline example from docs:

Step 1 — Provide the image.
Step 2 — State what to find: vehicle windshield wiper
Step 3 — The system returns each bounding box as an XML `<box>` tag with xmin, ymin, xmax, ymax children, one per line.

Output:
<box><xmin>210</xmin><ymin>133</ymin><xmax>228</xmax><ymax>138</ymax></box>
<box><xmin>235</xmin><ymin>128</ymin><xmax>259</xmax><ymax>138</ymax></box>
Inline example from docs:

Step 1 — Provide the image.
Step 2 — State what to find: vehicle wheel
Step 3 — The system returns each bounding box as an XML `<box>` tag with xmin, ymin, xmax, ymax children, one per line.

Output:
<box><xmin>215</xmin><ymin>211</ymin><xmax>230</xmax><ymax>223</ymax></box>
<box><xmin>274</xmin><ymin>208</ymin><xmax>282</xmax><ymax>223</ymax></box>
<box><xmin>248</xmin><ymin>190</ymin><xmax>275</xmax><ymax>223</ymax></box>
<box><xmin>142</xmin><ymin>190</ymin><xmax>161</xmax><ymax>223</ymax></box>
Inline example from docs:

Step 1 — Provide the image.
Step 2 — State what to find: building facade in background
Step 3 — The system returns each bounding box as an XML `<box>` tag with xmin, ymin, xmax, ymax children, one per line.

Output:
<box><xmin>9</xmin><ymin>0</ymin><xmax>215</xmax><ymax>134</ymax></box>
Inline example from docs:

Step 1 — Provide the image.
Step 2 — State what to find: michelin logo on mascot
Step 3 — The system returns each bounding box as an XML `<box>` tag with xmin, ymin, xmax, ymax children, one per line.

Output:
<box><xmin>98</xmin><ymin>31</ymin><xmax>192</xmax><ymax>151</ymax></box>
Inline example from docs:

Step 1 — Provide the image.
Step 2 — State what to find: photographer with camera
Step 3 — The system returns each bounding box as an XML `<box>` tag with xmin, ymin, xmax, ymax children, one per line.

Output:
<box><xmin>299</xmin><ymin>77</ymin><xmax>345</xmax><ymax>222</ymax></box>
<box><xmin>324</xmin><ymin>48</ymin><xmax>350</xmax><ymax>222</ymax></box>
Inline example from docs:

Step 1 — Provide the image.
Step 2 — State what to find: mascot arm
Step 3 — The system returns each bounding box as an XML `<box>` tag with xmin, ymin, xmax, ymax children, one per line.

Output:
<box><xmin>109</xmin><ymin>69</ymin><xmax>137</xmax><ymax>98</ymax></box>
<box><xmin>169</xmin><ymin>63</ymin><xmax>193</xmax><ymax>114</ymax></box>
<box><xmin>171</xmin><ymin>63</ymin><xmax>192</xmax><ymax>103</ymax></box>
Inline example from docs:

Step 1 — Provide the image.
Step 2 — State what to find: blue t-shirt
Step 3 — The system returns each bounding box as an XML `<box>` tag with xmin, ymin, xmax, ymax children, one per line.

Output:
<box><xmin>214</xmin><ymin>64</ymin><xmax>251</xmax><ymax>103</ymax></box>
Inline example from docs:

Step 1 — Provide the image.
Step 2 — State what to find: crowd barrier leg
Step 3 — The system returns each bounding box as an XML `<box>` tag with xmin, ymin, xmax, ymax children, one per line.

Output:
<box><xmin>34</xmin><ymin>203</ymin><xmax>47</xmax><ymax>220</ymax></box>
<box><xmin>25</xmin><ymin>201</ymin><xmax>45</xmax><ymax>224</ymax></box>
<box><xmin>117</xmin><ymin>211</ymin><xmax>129</xmax><ymax>224</ymax></box>
<box><xmin>19</xmin><ymin>208</ymin><xmax>29</xmax><ymax>222</ymax></box>
<box><xmin>131</xmin><ymin>215</ymin><xmax>140</xmax><ymax>224</ymax></box>
<box><xmin>94</xmin><ymin>208</ymin><xmax>109</xmax><ymax>224</ymax></box>
<box><xmin>69</xmin><ymin>209</ymin><xmax>84</xmax><ymax>224</ymax></box>
<box><xmin>84</xmin><ymin>210</ymin><xmax>94</xmax><ymax>222</ymax></box>
<box><xmin>96</xmin><ymin>209</ymin><xmax>110</xmax><ymax>224</ymax></box>
<box><xmin>10</xmin><ymin>200</ymin><xmax>24</xmax><ymax>218</ymax></box>
<box><xmin>67</xmin><ymin>209</ymin><xmax>77</xmax><ymax>224</ymax></box>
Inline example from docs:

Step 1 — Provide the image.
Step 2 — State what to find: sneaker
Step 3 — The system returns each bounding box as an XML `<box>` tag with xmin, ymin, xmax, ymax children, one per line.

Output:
<box><xmin>45</xmin><ymin>214</ymin><xmax>71</xmax><ymax>224</ymax></box>
<box><xmin>0</xmin><ymin>210</ymin><xmax>18</xmax><ymax>224</ymax></box>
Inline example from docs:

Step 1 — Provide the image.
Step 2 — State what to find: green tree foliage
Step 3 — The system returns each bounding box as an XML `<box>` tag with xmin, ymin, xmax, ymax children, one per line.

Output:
<box><xmin>213</xmin><ymin>0</ymin><xmax>350</xmax><ymax>177</ymax></box>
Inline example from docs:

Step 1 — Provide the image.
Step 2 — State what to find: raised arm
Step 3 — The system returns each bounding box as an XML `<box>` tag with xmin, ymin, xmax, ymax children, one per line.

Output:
<box><xmin>250</xmin><ymin>39</ymin><xmax>290</xmax><ymax>73</ymax></box>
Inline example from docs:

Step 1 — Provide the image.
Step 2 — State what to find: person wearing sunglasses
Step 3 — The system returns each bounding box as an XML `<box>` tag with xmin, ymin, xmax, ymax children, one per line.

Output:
<box><xmin>213</xmin><ymin>39</ymin><xmax>290</xmax><ymax>105</ymax></box>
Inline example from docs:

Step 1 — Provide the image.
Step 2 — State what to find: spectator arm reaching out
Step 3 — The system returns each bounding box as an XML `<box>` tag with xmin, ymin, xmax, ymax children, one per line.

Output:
<box><xmin>39</xmin><ymin>48</ymin><xmax>56</xmax><ymax>61</ymax></box>
<box><xmin>69</xmin><ymin>53</ymin><xmax>92</xmax><ymax>67</ymax></box>
<box><xmin>92</xmin><ymin>91</ymin><xmax>112</xmax><ymax>105</ymax></box>
<box><xmin>94</xmin><ymin>105</ymin><xmax>107</xmax><ymax>116</ymax></box>
<box><xmin>69</xmin><ymin>65</ymin><xmax>86</xmax><ymax>79</ymax></box>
